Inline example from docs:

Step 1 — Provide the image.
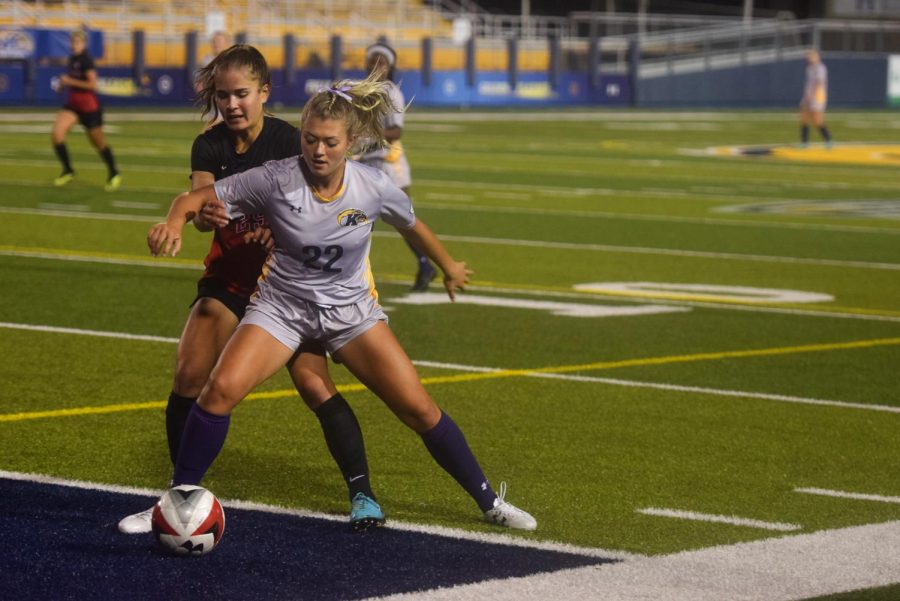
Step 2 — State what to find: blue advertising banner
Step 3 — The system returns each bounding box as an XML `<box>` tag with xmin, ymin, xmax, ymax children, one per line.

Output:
<box><xmin>284</xmin><ymin>70</ymin><xmax>631</xmax><ymax>107</ymax></box>
<box><xmin>0</xmin><ymin>29</ymin><xmax>36</xmax><ymax>60</ymax></box>
<box><xmin>0</xmin><ymin>28</ymin><xmax>102</xmax><ymax>60</ymax></box>
<box><xmin>0</xmin><ymin>65</ymin><xmax>26</xmax><ymax>100</ymax></box>
<box><xmin>3</xmin><ymin>65</ymin><xmax>630</xmax><ymax>108</ymax></box>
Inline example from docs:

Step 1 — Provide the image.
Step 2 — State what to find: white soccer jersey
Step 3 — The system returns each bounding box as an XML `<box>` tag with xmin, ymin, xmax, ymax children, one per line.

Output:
<box><xmin>804</xmin><ymin>63</ymin><xmax>827</xmax><ymax>100</ymax></box>
<box><xmin>214</xmin><ymin>157</ymin><xmax>416</xmax><ymax>306</ymax></box>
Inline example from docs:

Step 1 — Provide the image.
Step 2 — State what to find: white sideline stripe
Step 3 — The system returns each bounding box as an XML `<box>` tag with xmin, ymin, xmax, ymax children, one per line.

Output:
<box><xmin>636</xmin><ymin>508</ymin><xmax>802</xmax><ymax>532</ymax></box>
<box><xmin>0</xmin><ymin>470</ymin><xmax>633</xmax><ymax>561</ymax></box>
<box><xmin>795</xmin><ymin>487</ymin><xmax>900</xmax><ymax>504</ymax></box>
<box><xmin>369</xmin><ymin>520</ymin><xmax>900</xmax><ymax>601</ymax></box>
<box><xmin>3</xmin><ymin>323</ymin><xmax>898</xmax><ymax>416</ymax></box>
<box><xmin>0</xmin><ymin>322</ymin><xmax>179</xmax><ymax>344</ymax></box>
<box><xmin>398</xmin><ymin>361</ymin><xmax>900</xmax><ymax>414</ymax></box>
<box><xmin>0</xmin><ymin>249</ymin><xmax>201</xmax><ymax>270</ymax></box>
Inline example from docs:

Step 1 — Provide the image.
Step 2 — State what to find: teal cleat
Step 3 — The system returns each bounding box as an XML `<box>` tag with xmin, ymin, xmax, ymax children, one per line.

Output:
<box><xmin>350</xmin><ymin>492</ymin><xmax>385</xmax><ymax>532</ymax></box>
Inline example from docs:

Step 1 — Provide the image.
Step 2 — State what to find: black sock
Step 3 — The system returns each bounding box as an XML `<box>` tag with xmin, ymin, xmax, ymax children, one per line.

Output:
<box><xmin>421</xmin><ymin>411</ymin><xmax>496</xmax><ymax>512</ymax></box>
<box><xmin>818</xmin><ymin>126</ymin><xmax>831</xmax><ymax>143</ymax></box>
<box><xmin>165</xmin><ymin>392</ymin><xmax>197</xmax><ymax>466</ymax></box>
<box><xmin>99</xmin><ymin>146</ymin><xmax>118</xmax><ymax>178</ymax></box>
<box><xmin>54</xmin><ymin>143</ymin><xmax>73</xmax><ymax>174</ymax></box>
<box><xmin>314</xmin><ymin>394</ymin><xmax>374</xmax><ymax>501</ymax></box>
<box><xmin>800</xmin><ymin>125</ymin><xmax>809</xmax><ymax>144</ymax></box>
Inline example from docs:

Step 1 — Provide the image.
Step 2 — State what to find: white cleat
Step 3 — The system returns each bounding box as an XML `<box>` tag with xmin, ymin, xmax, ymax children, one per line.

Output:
<box><xmin>483</xmin><ymin>482</ymin><xmax>537</xmax><ymax>531</ymax></box>
<box><xmin>117</xmin><ymin>506</ymin><xmax>154</xmax><ymax>534</ymax></box>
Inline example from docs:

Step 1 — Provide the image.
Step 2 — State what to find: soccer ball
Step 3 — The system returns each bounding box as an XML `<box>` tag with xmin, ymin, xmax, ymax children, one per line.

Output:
<box><xmin>152</xmin><ymin>485</ymin><xmax>225</xmax><ymax>556</ymax></box>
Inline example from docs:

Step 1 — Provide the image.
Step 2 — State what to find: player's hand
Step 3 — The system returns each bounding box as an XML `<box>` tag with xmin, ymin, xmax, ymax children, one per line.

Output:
<box><xmin>147</xmin><ymin>221</ymin><xmax>184</xmax><ymax>257</ymax></box>
<box><xmin>198</xmin><ymin>198</ymin><xmax>229</xmax><ymax>228</ymax></box>
<box><xmin>442</xmin><ymin>260</ymin><xmax>473</xmax><ymax>302</ymax></box>
<box><xmin>243</xmin><ymin>226</ymin><xmax>275</xmax><ymax>251</ymax></box>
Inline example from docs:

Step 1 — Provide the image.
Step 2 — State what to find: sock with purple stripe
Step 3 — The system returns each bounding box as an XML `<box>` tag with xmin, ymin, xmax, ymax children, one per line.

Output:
<box><xmin>172</xmin><ymin>404</ymin><xmax>230</xmax><ymax>486</ymax></box>
<box><xmin>420</xmin><ymin>411</ymin><xmax>496</xmax><ymax>512</ymax></box>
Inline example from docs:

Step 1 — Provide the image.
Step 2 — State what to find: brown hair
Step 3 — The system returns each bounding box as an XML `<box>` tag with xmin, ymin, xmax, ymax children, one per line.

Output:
<box><xmin>194</xmin><ymin>44</ymin><xmax>272</xmax><ymax>126</ymax></box>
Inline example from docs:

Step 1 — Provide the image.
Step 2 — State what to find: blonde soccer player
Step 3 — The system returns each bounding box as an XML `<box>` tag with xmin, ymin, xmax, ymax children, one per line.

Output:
<box><xmin>799</xmin><ymin>49</ymin><xmax>833</xmax><ymax>148</ymax></box>
<box><xmin>147</xmin><ymin>73</ymin><xmax>536</xmax><ymax>530</ymax></box>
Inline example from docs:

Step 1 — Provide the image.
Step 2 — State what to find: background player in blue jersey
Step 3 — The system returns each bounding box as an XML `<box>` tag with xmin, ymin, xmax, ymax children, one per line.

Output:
<box><xmin>147</xmin><ymin>73</ymin><xmax>537</xmax><ymax>531</ymax></box>
<box><xmin>120</xmin><ymin>45</ymin><xmax>382</xmax><ymax>534</ymax></box>
<box><xmin>356</xmin><ymin>41</ymin><xmax>436</xmax><ymax>291</ymax></box>
<box><xmin>50</xmin><ymin>30</ymin><xmax>120</xmax><ymax>191</ymax></box>
<box><xmin>799</xmin><ymin>49</ymin><xmax>832</xmax><ymax>148</ymax></box>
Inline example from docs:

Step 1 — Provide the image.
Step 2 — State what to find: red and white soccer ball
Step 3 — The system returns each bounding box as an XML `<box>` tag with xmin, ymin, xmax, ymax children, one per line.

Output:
<box><xmin>152</xmin><ymin>485</ymin><xmax>225</xmax><ymax>556</ymax></box>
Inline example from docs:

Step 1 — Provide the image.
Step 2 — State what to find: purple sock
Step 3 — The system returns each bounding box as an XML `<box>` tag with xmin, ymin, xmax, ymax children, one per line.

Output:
<box><xmin>171</xmin><ymin>404</ymin><xmax>230</xmax><ymax>486</ymax></box>
<box><xmin>421</xmin><ymin>411</ymin><xmax>496</xmax><ymax>512</ymax></box>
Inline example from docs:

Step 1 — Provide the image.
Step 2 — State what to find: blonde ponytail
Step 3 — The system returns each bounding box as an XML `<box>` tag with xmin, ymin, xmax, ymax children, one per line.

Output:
<box><xmin>301</xmin><ymin>71</ymin><xmax>400</xmax><ymax>153</ymax></box>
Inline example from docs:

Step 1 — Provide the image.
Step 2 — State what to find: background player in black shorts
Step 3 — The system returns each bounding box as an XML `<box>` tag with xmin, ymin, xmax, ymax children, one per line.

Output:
<box><xmin>50</xmin><ymin>30</ymin><xmax>120</xmax><ymax>191</ymax></box>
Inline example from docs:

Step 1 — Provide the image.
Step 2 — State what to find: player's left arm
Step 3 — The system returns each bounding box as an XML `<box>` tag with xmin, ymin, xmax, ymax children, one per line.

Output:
<box><xmin>397</xmin><ymin>220</ymin><xmax>472</xmax><ymax>301</ymax></box>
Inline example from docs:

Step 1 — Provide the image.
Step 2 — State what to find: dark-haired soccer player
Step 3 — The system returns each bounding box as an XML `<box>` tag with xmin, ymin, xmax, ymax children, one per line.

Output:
<box><xmin>51</xmin><ymin>30</ymin><xmax>120</xmax><ymax>191</ymax></box>
<box><xmin>118</xmin><ymin>44</ymin><xmax>383</xmax><ymax>534</ymax></box>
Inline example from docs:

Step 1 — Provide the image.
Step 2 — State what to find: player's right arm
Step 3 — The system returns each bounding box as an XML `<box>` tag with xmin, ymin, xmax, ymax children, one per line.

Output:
<box><xmin>148</xmin><ymin>186</ymin><xmax>225</xmax><ymax>257</ymax></box>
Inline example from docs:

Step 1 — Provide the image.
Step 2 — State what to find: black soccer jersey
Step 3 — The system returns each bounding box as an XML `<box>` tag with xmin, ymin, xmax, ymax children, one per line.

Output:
<box><xmin>190</xmin><ymin>116</ymin><xmax>301</xmax><ymax>298</ymax></box>
<box><xmin>191</xmin><ymin>116</ymin><xmax>299</xmax><ymax>181</ymax></box>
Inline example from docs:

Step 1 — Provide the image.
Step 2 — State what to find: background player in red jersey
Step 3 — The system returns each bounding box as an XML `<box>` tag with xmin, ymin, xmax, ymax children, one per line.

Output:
<box><xmin>118</xmin><ymin>45</ymin><xmax>383</xmax><ymax>534</ymax></box>
<box><xmin>50</xmin><ymin>30</ymin><xmax>120</xmax><ymax>191</ymax></box>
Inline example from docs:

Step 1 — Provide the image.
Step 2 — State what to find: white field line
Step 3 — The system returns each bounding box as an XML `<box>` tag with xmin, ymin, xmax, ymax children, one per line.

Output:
<box><xmin>0</xmin><ymin>469</ymin><xmax>632</xmax><ymax>560</ymax></box>
<box><xmin>0</xmin><ymin>322</ymin><xmax>179</xmax><ymax>344</ymax></box>
<box><xmin>3</xmin><ymin>321</ymin><xmax>897</xmax><ymax>416</ymax></box>
<box><xmin>0</xmin><ymin>169</ymin><xmax>900</xmax><ymax>235</ymax></box>
<box><xmin>111</xmin><ymin>201</ymin><xmax>160</xmax><ymax>210</ymax></box>
<box><xmin>431</xmin><ymin>233</ymin><xmax>900</xmax><ymax>271</ymax></box>
<box><xmin>414</xmin><ymin>200</ymin><xmax>900</xmax><ymax>236</ymax></box>
<box><xmin>0</xmin><ymin>178</ymin><xmax>179</xmax><ymax>195</ymax></box>
<box><xmin>456</xmin><ymin>282</ymin><xmax>900</xmax><ymax>324</ymax></box>
<box><xmin>2</xmin><ymin>248</ymin><xmax>899</xmax><ymax>323</ymax></box>
<box><xmin>795</xmin><ymin>487</ymin><xmax>900</xmax><ymax>504</ymax></box>
<box><xmin>415</xmin><ymin>361</ymin><xmax>900</xmax><ymax>415</ymax></box>
<box><xmin>37</xmin><ymin>203</ymin><xmax>89</xmax><ymax>211</ymax></box>
<box><xmin>3</xmin><ymin>213</ymin><xmax>898</xmax><ymax>272</ymax></box>
<box><xmin>369</xmin><ymin>520</ymin><xmax>900</xmax><ymax>601</ymax></box>
<box><xmin>0</xmin><ymin>249</ymin><xmax>200</xmax><ymax>270</ymax></box>
<box><xmin>636</xmin><ymin>507</ymin><xmax>802</xmax><ymax>532</ymax></box>
<box><xmin>0</xmin><ymin>206</ymin><xmax>160</xmax><ymax>222</ymax></box>
<box><xmin>8</xmin><ymin>197</ymin><xmax>900</xmax><ymax>237</ymax></box>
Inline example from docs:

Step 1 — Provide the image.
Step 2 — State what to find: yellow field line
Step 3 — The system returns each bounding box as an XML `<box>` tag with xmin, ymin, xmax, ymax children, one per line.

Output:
<box><xmin>4</xmin><ymin>336</ymin><xmax>899</xmax><ymax>423</ymax></box>
<box><xmin>0</xmin><ymin>383</ymin><xmax>370</xmax><ymax>423</ymax></box>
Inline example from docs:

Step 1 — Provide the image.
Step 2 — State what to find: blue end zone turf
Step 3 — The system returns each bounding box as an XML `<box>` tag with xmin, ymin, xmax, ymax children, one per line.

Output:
<box><xmin>0</xmin><ymin>477</ymin><xmax>616</xmax><ymax>599</ymax></box>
